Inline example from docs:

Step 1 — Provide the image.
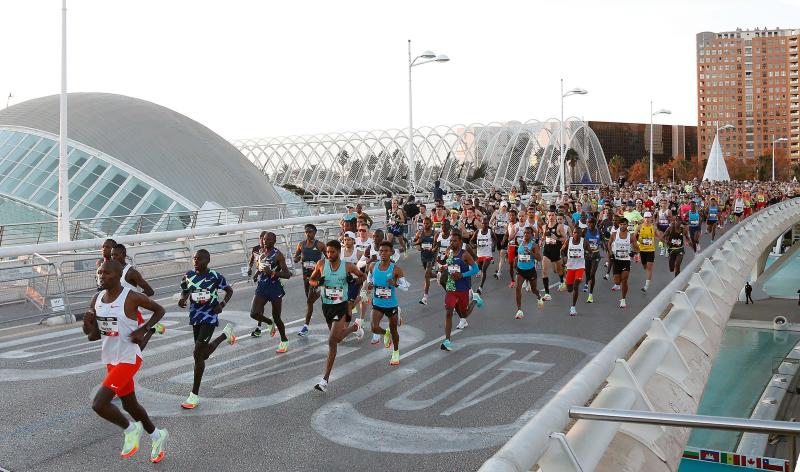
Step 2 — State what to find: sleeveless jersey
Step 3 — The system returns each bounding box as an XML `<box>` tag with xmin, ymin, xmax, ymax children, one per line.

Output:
<box><xmin>437</xmin><ymin>233</ymin><xmax>451</xmax><ymax>258</ymax></box>
<box><xmin>300</xmin><ymin>240</ymin><xmax>323</xmax><ymax>274</ymax></box>
<box><xmin>543</xmin><ymin>224</ymin><xmax>560</xmax><ymax>247</ymax></box>
<box><xmin>476</xmin><ymin>229</ymin><xmax>493</xmax><ymax>258</ymax></box>
<box><xmin>256</xmin><ymin>248</ymin><xmax>283</xmax><ymax>286</ymax></box>
<box><xmin>611</xmin><ymin>233</ymin><xmax>632</xmax><ymax>261</ymax></box>
<box><xmin>371</xmin><ymin>262</ymin><xmax>398</xmax><ymax>308</ymax></box>
<box><xmin>584</xmin><ymin>228</ymin><xmax>601</xmax><ymax>254</ymax></box>
<box><xmin>342</xmin><ymin>246</ymin><xmax>359</xmax><ymax>264</ymax></box>
<box><xmin>638</xmin><ymin>224</ymin><xmax>655</xmax><ymax>252</ymax></box>
<box><xmin>445</xmin><ymin>249</ymin><xmax>471</xmax><ymax>292</ymax></box>
<box><xmin>687</xmin><ymin>211</ymin><xmax>701</xmax><ymax>228</ymax></box>
<box><xmin>494</xmin><ymin>212</ymin><xmax>508</xmax><ymax>234</ymax></box>
<box><xmin>321</xmin><ymin>260</ymin><xmax>347</xmax><ymax>304</ymax></box>
<box><xmin>668</xmin><ymin>230</ymin><xmax>685</xmax><ymax>253</ymax></box>
<box><xmin>95</xmin><ymin>288</ymin><xmax>141</xmax><ymax>365</ymax></box>
<box><xmin>566</xmin><ymin>238</ymin><xmax>586</xmax><ymax>270</ymax></box>
<box><xmin>419</xmin><ymin>230</ymin><xmax>435</xmax><ymax>255</ymax></box>
<box><xmin>657</xmin><ymin>209</ymin><xmax>670</xmax><ymax>226</ymax></box>
<box><xmin>120</xmin><ymin>264</ymin><xmax>139</xmax><ymax>292</ymax></box>
<box><xmin>707</xmin><ymin>205</ymin><xmax>719</xmax><ymax>222</ymax></box>
<box><xmin>516</xmin><ymin>240</ymin><xmax>536</xmax><ymax>270</ymax></box>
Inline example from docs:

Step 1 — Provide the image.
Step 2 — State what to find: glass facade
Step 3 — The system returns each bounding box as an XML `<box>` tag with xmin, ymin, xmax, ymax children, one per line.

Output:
<box><xmin>0</xmin><ymin>128</ymin><xmax>191</xmax><ymax>235</ymax></box>
<box><xmin>588</xmin><ymin>121</ymin><xmax>699</xmax><ymax>168</ymax></box>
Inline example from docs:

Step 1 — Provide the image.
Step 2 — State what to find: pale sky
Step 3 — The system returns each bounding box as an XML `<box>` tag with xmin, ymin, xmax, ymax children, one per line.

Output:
<box><xmin>1</xmin><ymin>0</ymin><xmax>799</xmax><ymax>140</ymax></box>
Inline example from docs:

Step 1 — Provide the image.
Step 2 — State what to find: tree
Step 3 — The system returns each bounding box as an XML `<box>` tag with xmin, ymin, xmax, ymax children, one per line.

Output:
<box><xmin>565</xmin><ymin>148</ymin><xmax>579</xmax><ymax>183</ymax></box>
<box><xmin>626</xmin><ymin>159</ymin><xmax>648</xmax><ymax>182</ymax></box>
<box><xmin>727</xmin><ymin>158</ymin><xmax>754</xmax><ymax>181</ymax></box>
<box><xmin>608</xmin><ymin>155</ymin><xmax>624</xmax><ymax>180</ymax></box>
<box><xmin>654</xmin><ymin>159</ymin><xmax>676</xmax><ymax>182</ymax></box>
<box><xmin>467</xmin><ymin>162</ymin><xmax>488</xmax><ymax>182</ymax></box>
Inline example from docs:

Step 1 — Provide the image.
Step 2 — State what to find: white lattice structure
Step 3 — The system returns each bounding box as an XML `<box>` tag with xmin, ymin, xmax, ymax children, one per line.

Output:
<box><xmin>233</xmin><ymin>118</ymin><xmax>612</xmax><ymax>197</ymax></box>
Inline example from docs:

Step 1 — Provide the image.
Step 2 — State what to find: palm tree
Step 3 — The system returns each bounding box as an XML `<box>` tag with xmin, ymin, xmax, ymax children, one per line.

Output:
<box><xmin>608</xmin><ymin>155</ymin><xmax>624</xmax><ymax>180</ymax></box>
<box><xmin>565</xmin><ymin>148</ymin><xmax>579</xmax><ymax>184</ymax></box>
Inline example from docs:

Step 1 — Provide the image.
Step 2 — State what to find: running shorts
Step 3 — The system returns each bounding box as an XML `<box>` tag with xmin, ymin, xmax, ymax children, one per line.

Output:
<box><xmin>389</xmin><ymin>224</ymin><xmax>403</xmax><ymax>236</ymax></box>
<box><xmin>373</xmin><ymin>305</ymin><xmax>399</xmax><ymax>317</ymax></box>
<box><xmin>347</xmin><ymin>281</ymin><xmax>363</xmax><ymax>302</ymax></box>
<box><xmin>507</xmin><ymin>245</ymin><xmax>517</xmax><ymax>264</ymax></box>
<box><xmin>543</xmin><ymin>245</ymin><xmax>561</xmax><ymax>262</ymax></box>
<box><xmin>656</xmin><ymin>224</ymin><xmax>669</xmax><ymax>232</ymax></box>
<box><xmin>640</xmin><ymin>251</ymin><xmax>655</xmax><ymax>266</ymax></box>
<box><xmin>421</xmin><ymin>253</ymin><xmax>436</xmax><ymax>270</ymax></box>
<box><xmin>495</xmin><ymin>234</ymin><xmax>508</xmax><ymax>251</ymax></box>
<box><xmin>445</xmin><ymin>290</ymin><xmax>469</xmax><ymax>314</ymax></box>
<box><xmin>103</xmin><ymin>356</ymin><xmax>142</xmax><ymax>398</ymax></box>
<box><xmin>565</xmin><ymin>268</ymin><xmax>585</xmax><ymax>285</ymax></box>
<box><xmin>193</xmin><ymin>324</ymin><xmax>216</xmax><ymax>343</ymax></box>
<box><xmin>612</xmin><ymin>260</ymin><xmax>631</xmax><ymax>274</ymax></box>
<box><xmin>477</xmin><ymin>256</ymin><xmax>493</xmax><ymax>264</ymax></box>
<box><xmin>255</xmin><ymin>279</ymin><xmax>285</xmax><ymax>301</ymax></box>
<box><xmin>689</xmin><ymin>226</ymin><xmax>700</xmax><ymax>236</ymax></box>
<box><xmin>322</xmin><ymin>302</ymin><xmax>350</xmax><ymax>324</ymax></box>
<box><xmin>517</xmin><ymin>267</ymin><xmax>537</xmax><ymax>281</ymax></box>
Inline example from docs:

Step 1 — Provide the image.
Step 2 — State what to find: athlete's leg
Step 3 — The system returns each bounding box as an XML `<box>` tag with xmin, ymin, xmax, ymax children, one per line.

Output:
<box><xmin>479</xmin><ymin>259</ymin><xmax>491</xmax><ymax>290</ymax></box>
<box><xmin>620</xmin><ymin>270</ymin><xmax>629</xmax><ymax>299</ymax></box>
<box><xmin>250</xmin><ymin>295</ymin><xmax>272</xmax><ymax>326</ymax></box>
<box><xmin>92</xmin><ymin>386</ymin><xmax>131</xmax><ymax>429</ymax></box>
<box><xmin>515</xmin><ymin>274</ymin><xmax>523</xmax><ymax>309</ymax></box>
<box><xmin>119</xmin><ymin>391</ymin><xmax>156</xmax><ymax>434</ymax></box>
<box><xmin>304</xmin><ymin>283</ymin><xmax>320</xmax><ymax>325</ymax></box>
<box><xmin>388</xmin><ymin>313</ymin><xmax>400</xmax><ymax>350</ymax></box>
<box><xmin>322</xmin><ymin>316</ymin><xmax>357</xmax><ymax>382</ymax></box>
<box><xmin>444</xmin><ymin>306</ymin><xmax>455</xmax><ymax>341</ymax></box>
<box><xmin>541</xmin><ymin>257</ymin><xmax>551</xmax><ymax>295</ymax></box>
<box><xmin>271</xmin><ymin>298</ymin><xmax>287</xmax><ymax>341</ymax></box>
<box><xmin>674</xmin><ymin>253</ymin><xmax>684</xmax><ymax>277</ymax></box>
<box><xmin>370</xmin><ymin>309</ymin><xmax>386</xmax><ymax>336</ymax></box>
<box><xmin>191</xmin><ymin>329</ymin><xmax>228</xmax><ymax>395</ymax></box>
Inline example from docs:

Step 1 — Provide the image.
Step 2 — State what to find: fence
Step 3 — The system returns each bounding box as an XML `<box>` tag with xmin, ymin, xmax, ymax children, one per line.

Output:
<box><xmin>479</xmin><ymin>197</ymin><xmax>800</xmax><ymax>472</ymax></box>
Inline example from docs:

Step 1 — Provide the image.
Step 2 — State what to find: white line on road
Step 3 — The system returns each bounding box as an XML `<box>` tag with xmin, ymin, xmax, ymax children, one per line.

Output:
<box><xmin>0</xmin><ymin>322</ymin><xmax>38</xmax><ymax>333</ymax></box>
<box><xmin>400</xmin><ymin>330</ymin><xmax>463</xmax><ymax>360</ymax></box>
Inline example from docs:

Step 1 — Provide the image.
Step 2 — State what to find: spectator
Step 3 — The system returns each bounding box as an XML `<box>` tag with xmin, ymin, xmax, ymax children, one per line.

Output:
<box><xmin>432</xmin><ymin>180</ymin><xmax>447</xmax><ymax>202</ymax></box>
<box><xmin>745</xmin><ymin>282</ymin><xmax>754</xmax><ymax>304</ymax></box>
<box><xmin>403</xmin><ymin>195</ymin><xmax>420</xmax><ymax>238</ymax></box>
<box><xmin>518</xmin><ymin>176</ymin><xmax>528</xmax><ymax>195</ymax></box>
<box><xmin>383</xmin><ymin>191</ymin><xmax>392</xmax><ymax>221</ymax></box>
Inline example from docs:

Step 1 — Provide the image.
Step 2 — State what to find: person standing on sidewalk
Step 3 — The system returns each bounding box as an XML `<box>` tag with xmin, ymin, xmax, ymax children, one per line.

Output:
<box><xmin>745</xmin><ymin>282</ymin><xmax>754</xmax><ymax>304</ymax></box>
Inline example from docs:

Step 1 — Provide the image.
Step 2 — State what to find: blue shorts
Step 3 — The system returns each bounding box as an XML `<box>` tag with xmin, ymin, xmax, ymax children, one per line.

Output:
<box><xmin>689</xmin><ymin>226</ymin><xmax>700</xmax><ymax>235</ymax></box>
<box><xmin>347</xmin><ymin>281</ymin><xmax>363</xmax><ymax>302</ymax></box>
<box><xmin>389</xmin><ymin>224</ymin><xmax>403</xmax><ymax>236</ymax></box>
<box><xmin>656</xmin><ymin>224</ymin><xmax>669</xmax><ymax>232</ymax></box>
<box><xmin>255</xmin><ymin>278</ymin><xmax>285</xmax><ymax>301</ymax></box>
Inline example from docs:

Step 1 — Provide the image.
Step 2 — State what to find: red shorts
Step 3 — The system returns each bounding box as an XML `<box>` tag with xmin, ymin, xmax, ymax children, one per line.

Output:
<box><xmin>743</xmin><ymin>207</ymin><xmax>752</xmax><ymax>217</ymax></box>
<box><xmin>445</xmin><ymin>291</ymin><xmax>469</xmax><ymax>315</ymax></box>
<box><xmin>565</xmin><ymin>268</ymin><xmax>585</xmax><ymax>285</ymax></box>
<box><xmin>756</xmin><ymin>202</ymin><xmax>765</xmax><ymax>210</ymax></box>
<box><xmin>508</xmin><ymin>246</ymin><xmax>517</xmax><ymax>264</ymax></box>
<box><xmin>103</xmin><ymin>356</ymin><xmax>142</xmax><ymax>398</ymax></box>
<box><xmin>477</xmin><ymin>256</ymin><xmax>493</xmax><ymax>264</ymax></box>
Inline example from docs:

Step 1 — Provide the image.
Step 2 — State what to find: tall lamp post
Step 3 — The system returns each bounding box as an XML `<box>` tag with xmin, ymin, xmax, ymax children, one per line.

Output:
<box><xmin>57</xmin><ymin>0</ymin><xmax>70</xmax><ymax>243</ymax></box>
<box><xmin>649</xmin><ymin>102</ymin><xmax>671</xmax><ymax>183</ymax></box>
<box><xmin>559</xmin><ymin>79</ymin><xmax>587</xmax><ymax>193</ymax></box>
<box><xmin>408</xmin><ymin>40</ymin><xmax>449</xmax><ymax>194</ymax></box>
<box><xmin>771</xmin><ymin>135</ymin><xmax>788</xmax><ymax>181</ymax></box>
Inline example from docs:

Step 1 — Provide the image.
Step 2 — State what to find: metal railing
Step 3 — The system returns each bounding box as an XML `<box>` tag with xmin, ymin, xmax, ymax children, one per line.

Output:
<box><xmin>479</xmin><ymin>197</ymin><xmax>800</xmax><ymax>472</ymax></box>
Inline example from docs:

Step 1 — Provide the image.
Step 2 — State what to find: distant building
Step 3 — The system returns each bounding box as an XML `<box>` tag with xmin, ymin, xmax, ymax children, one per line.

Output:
<box><xmin>588</xmin><ymin>121</ymin><xmax>697</xmax><ymax>168</ymax></box>
<box><xmin>696</xmin><ymin>28</ymin><xmax>799</xmax><ymax>161</ymax></box>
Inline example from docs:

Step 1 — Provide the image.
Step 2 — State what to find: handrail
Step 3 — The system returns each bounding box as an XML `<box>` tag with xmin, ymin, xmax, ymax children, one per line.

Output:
<box><xmin>479</xmin><ymin>198</ymin><xmax>800</xmax><ymax>472</ymax></box>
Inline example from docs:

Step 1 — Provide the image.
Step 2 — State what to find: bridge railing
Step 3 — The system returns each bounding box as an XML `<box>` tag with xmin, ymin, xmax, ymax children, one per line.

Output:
<box><xmin>479</xmin><ymin>197</ymin><xmax>800</xmax><ymax>472</ymax></box>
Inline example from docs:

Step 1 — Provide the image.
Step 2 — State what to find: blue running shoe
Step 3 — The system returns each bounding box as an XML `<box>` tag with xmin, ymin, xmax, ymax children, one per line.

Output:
<box><xmin>440</xmin><ymin>339</ymin><xmax>453</xmax><ymax>351</ymax></box>
<box><xmin>297</xmin><ymin>325</ymin><xmax>309</xmax><ymax>337</ymax></box>
<box><xmin>473</xmin><ymin>293</ymin><xmax>484</xmax><ymax>308</ymax></box>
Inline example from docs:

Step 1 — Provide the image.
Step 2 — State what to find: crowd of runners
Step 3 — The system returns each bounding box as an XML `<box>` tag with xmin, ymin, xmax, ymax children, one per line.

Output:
<box><xmin>82</xmin><ymin>178</ymin><xmax>797</xmax><ymax>462</ymax></box>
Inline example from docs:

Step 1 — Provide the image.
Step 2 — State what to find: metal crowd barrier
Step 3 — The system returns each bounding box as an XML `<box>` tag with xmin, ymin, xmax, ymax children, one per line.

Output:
<box><xmin>479</xmin><ymin>197</ymin><xmax>800</xmax><ymax>472</ymax></box>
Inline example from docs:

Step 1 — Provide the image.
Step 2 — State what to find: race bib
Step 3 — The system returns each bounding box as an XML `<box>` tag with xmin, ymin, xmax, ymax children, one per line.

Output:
<box><xmin>448</xmin><ymin>264</ymin><xmax>460</xmax><ymax>274</ymax></box>
<box><xmin>545</xmin><ymin>236</ymin><xmax>556</xmax><ymax>245</ymax></box>
<box><xmin>518</xmin><ymin>254</ymin><xmax>531</xmax><ymax>262</ymax></box>
<box><xmin>478</xmin><ymin>240</ymin><xmax>490</xmax><ymax>247</ymax></box>
<box><xmin>568</xmin><ymin>248</ymin><xmax>582</xmax><ymax>258</ymax></box>
<box><xmin>190</xmin><ymin>289</ymin><xmax>213</xmax><ymax>304</ymax></box>
<box><xmin>642</xmin><ymin>238</ymin><xmax>653</xmax><ymax>246</ymax></box>
<box><xmin>690</xmin><ymin>219</ymin><xmax>699</xmax><ymax>226</ymax></box>
<box><xmin>615</xmin><ymin>249</ymin><xmax>629</xmax><ymax>259</ymax></box>
<box><xmin>97</xmin><ymin>316</ymin><xmax>119</xmax><ymax>337</ymax></box>
<box><xmin>302</xmin><ymin>261</ymin><xmax>316</xmax><ymax>270</ymax></box>
<box><xmin>375</xmin><ymin>286</ymin><xmax>392</xmax><ymax>299</ymax></box>
<box><xmin>588</xmin><ymin>241</ymin><xmax>599</xmax><ymax>250</ymax></box>
<box><xmin>671</xmin><ymin>238</ymin><xmax>682</xmax><ymax>246</ymax></box>
<box><xmin>433</xmin><ymin>221</ymin><xmax>442</xmax><ymax>230</ymax></box>
<box><xmin>324</xmin><ymin>286</ymin><xmax>344</xmax><ymax>302</ymax></box>
<box><xmin>421</xmin><ymin>242</ymin><xmax>433</xmax><ymax>250</ymax></box>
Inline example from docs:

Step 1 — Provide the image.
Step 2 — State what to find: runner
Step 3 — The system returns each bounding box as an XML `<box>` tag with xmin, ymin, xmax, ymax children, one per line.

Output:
<box><xmin>655</xmin><ymin>199</ymin><xmax>672</xmax><ymax>256</ymax></box>
<box><xmin>539</xmin><ymin>210</ymin><xmax>566</xmax><ymax>300</ymax></box>
<box><xmin>340</xmin><ymin>204</ymin><xmax>358</xmax><ymax>234</ymax></box>
<box><xmin>583</xmin><ymin>217</ymin><xmax>602</xmax><ymax>303</ymax></box>
<box><xmin>431</xmin><ymin>199</ymin><xmax>447</xmax><ymax>233</ymax></box>
<box><xmin>563</xmin><ymin>226</ymin><xmax>590</xmax><ymax>316</ymax></box>
<box><xmin>341</xmin><ymin>231</ymin><xmax>365</xmax><ymax>325</ymax></box>
<box><xmin>664</xmin><ymin>218</ymin><xmax>689</xmax><ymax>277</ymax></box>
<box><xmin>110</xmin><ymin>244</ymin><xmax>162</xmax><ymax>349</ymax></box>
<box><xmin>503</xmin><ymin>208</ymin><xmax>523</xmax><ymax>286</ymax></box>
<box><xmin>473</xmin><ymin>217</ymin><xmax>494</xmax><ymax>294</ymax></box>
<box><xmin>386</xmin><ymin>199</ymin><xmax>408</xmax><ymax>253</ymax></box>
<box><xmin>489</xmin><ymin>201</ymin><xmax>510</xmax><ymax>279</ymax></box>
<box><xmin>177</xmin><ymin>249</ymin><xmax>235</xmax><ymax>409</ymax></box>
<box><xmin>635</xmin><ymin>212</ymin><xmax>657</xmax><ymax>293</ymax></box>
<box><xmin>705</xmin><ymin>196</ymin><xmax>720</xmax><ymax>242</ymax></box>
<box><xmin>294</xmin><ymin>224</ymin><xmax>326</xmax><ymax>336</ymax></box>
<box><xmin>354</xmin><ymin>224</ymin><xmax>374</xmax><ymax>323</ymax></box>
<box><xmin>367</xmin><ymin>240</ymin><xmax>406</xmax><ymax>366</ymax></box>
<box><xmin>733</xmin><ymin>193</ymin><xmax>745</xmax><ymax>223</ymax></box>
<box><xmin>687</xmin><ymin>201</ymin><xmax>702</xmax><ymax>252</ymax></box>
<box><xmin>414</xmin><ymin>217</ymin><xmax>437</xmax><ymax>305</ymax></box>
<box><xmin>249</xmin><ymin>231</ymin><xmax>291</xmax><ymax>354</ymax></box>
<box><xmin>439</xmin><ymin>229</ymin><xmax>483</xmax><ymax>351</ymax></box>
<box><xmin>96</xmin><ymin>238</ymin><xmax>117</xmax><ymax>270</ymax></box>
<box><xmin>310</xmin><ymin>240</ymin><xmax>366</xmax><ymax>392</ymax></box>
<box><xmin>514</xmin><ymin>226</ymin><xmax>544</xmax><ymax>319</ymax></box>
<box><xmin>609</xmin><ymin>218</ymin><xmax>638</xmax><ymax>308</ymax></box>
<box><xmin>83</xmin><ymin>260</ymin><xmax>168</xmax><ymax>463</ymax></box>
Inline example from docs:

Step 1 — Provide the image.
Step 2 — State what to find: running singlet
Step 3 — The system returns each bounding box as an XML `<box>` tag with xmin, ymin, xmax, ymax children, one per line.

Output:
<box><xmin>445</xmin><ymin>249</ymin><xmax>471</xmax><ymax>292</ymax></box>
<box><xmin>734</xmin><ymin>198</ymin><xmax>745</xmax><ymax>213</ymax></box>
<box><xmin>437</xmin><ymin>233</ymin><xmax>451</xmax><ymax>258</ymax></box>
<box><xmin>566</xmin><ymin>238</ymin><xmax>585</xmax><ymax>270</ymax></box>
<box><xmin>657</xmin><ymin>210</ymin><xmax>670</xmax><ymax>227</ymax></box>
<box><xmin>300</xmin><ymin>240</ymin><xmax>323</xmax><ymax>276</ymax></box>
<box><xmin>321</xmin><ymin>260</ymin><xmax>347</xmax><ymax>305</ymax></box>
<box><xmin>96</xmin><ymin>287</ymin><xmax>141</xmax><ymax>365</ymax></box>
<box><xmin>543</xmin><ymin>225</ymin><xmax>560</xmax><ymax>247</ymax></box>
<box><xmin>432</xmin><ymin>213</ymin><xmax>445</xmax><ymax>231</ymax></box>
<box><xmin>707</xmin><ymin>206</ymin><xmax>719</xmax><ymax>222</ymax></box>
<box><xmin>476</xmin><ymin>230</ymin><xmax>493</xmax><ymax>259</ymax></box>
<box><xmin>638</xmin><ymin>225</ymin><xmax>655</xmax><ymax>252</ymax></box>
<box><xmin>688</xmin><ymin>211</ymin><xmax>701</xmax><ymax>229</ymax></box>
<box><xmin>354</xmin><ymin>237</ymin><xmax>372</xmax><ymax>257</ymax></box>
<box><xmin>119</xmin><ymin>264</ymin><xmax>140</xmax><ymax>292</ymax></box>
<box><xmin>182</xmin><ymin>269</ymin><xmax>228</xmax><ymax>326</ymax></box>
<box><xmin>668</xmin><ymin>231</ymin><xmax>685</xmax><ymax>254</ymax></box>
<box><xmin>516</xmin><ymin>241</ymin><xmax>536</xmax><ymax>270</ymax></box>
<box><xmin>342</xmin><ymin>247</ymin><xmax>359</xmax><ymax>264</ymax></box>
<box><xmin>419</xmin><ymin>231</ymin><xmax>435</xmax><ymax>255</ymax></box>
<box><xmin>611</xmin><ymin>233</ymin><xmax>632</xmax><ymax>261</ymax></box>
<box><xmin>256</xmin><ymin>248</ymin><xmax>283</xmax><ymax>286</ymax></box>
<box><xmin>371</xmin><ymin>262</ymin><xmax>398</xmax><ymax>308</ymax></box>
<box><xmin>584</xmin><ymin>228</ymin><xmax>601</xmax><ymax>254</ymax></box>
<box><xmin>494</xmin><ymin>212</ymin><xmax>508</xmax><ymax>234</ymax></box>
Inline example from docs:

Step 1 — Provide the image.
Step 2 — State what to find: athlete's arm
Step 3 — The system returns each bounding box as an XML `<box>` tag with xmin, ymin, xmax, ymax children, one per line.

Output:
<box><xmin>533</xmin><ymin>243</ymin><xmax>542</xmax><ymax>262</ymax></box>
<box><xmin>413</xmin><ymin>231</ymin><xmax>422</xmax><ymax>246</ymax></box>
<box><xmin>308</xmin><ymin>260</ymin><xmax>325</xmax><ymax>287</ymax></box>
<box><xmin>128</xmin><ymin>293</ymin><xmax>166</xmax><ymax>344</ymax></box>
<box><xmin>347</xmin><ymin>262</ymin><xmax>367</xmax><ymax>284</ymax></box>
<box><xmin>293</xmin><ymin>243</ymin><xmax>302</xmax><ymax>263</ymax></box>
<box><xmin>316</xmin><ymin>241</ymin><xmax>327</xmax><ymax>258</ymax></box>
<box><xmin>128</xmin><ymin>268</ymin><xmax>155</xmax><ymax>297</ymax></box>
<box><xmin>631</xmin><ymin>238</ymin><xmax>640</xmax><ymax>253</ymax></box>
<box><xmin>83</xmin><ymin>293</ymin><xmax>101</xmax><ymax>341</ymax></box>
<box><xmin>275</xmin><ymin>252</ymin><xmax>292</xmax><ymax>280</ymax></box>
<box><xmin>177</xmin><ymin>274</ymin><xmax>190</xmax><ymax>309</ymax></box>
<box><xmin>393</xmin><ymin>265</ymin><xmax>405</xmax><ymax>286</ymax></box>
<box><xmin>216</xmin><ymin>285</ymin><xmax>234</xmax><ymax>313</ymax></box>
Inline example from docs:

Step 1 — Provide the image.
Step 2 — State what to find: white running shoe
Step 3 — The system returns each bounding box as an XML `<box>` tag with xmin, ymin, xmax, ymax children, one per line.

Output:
<box><xmin>515</xmin><ymin>309</ymin><xmax>524</xmax><ymax>319</ymax></box>
<box><xmin>314</xmin><ymin>378</ymin><xmax>328</xmax><ymax>392</ymax></box>
<box><xmin>611</xmin><ymin>284</ymin><xmax>620</xmax><ymax>292</ymax></box>
<box><xmin>457</xmin><ymin>318</ymin><xmax>468</xmax><ymax>329</ymax></box>
<box><xmin>353</xmin><ymin>319</ymin><xmax>364</xmax><ymax>341</ymax></box>
<box><xmin>419</xmin><ymin>295</ymin><xmax>428</xmax><ymax>305</ymax></box>
<box><xmin>370</xmin><ymin>333</ymin><xmax>381</xmax><ymax>344</ymax></box>
<box><xmin>542</xmin><ymin>293</ymin><xmax>552</xmax><ymax>301</ymax></box>
<box><xmin>619</xmin><ymin>298</ymin><xmax>627</xmax><ymax>308</ymax></box>
<box><xmin>602</xmin><ymin>274</ymin><xmax>609</xmax><ymax>280</ymax></box>
<box><xmin>569</xmin><ymin>306</ymin><xmax>577</xmax><ymax>317</ymax></box>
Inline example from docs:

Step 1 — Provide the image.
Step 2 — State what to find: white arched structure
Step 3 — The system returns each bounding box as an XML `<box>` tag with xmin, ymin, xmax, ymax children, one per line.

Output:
<box><xmin>233</xmin><ymin>118</ymin><xmax>612</xmax><ymax>197</ymax></box>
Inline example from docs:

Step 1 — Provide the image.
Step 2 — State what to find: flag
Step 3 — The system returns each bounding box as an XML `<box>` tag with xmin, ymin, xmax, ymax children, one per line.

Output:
<box><xmin>761</xmin><ymin>458</ymin><xmax>786</xmax><ymax>471</ymax></box>
<box><xmin>720</xmin><ymin>452</ymin><xmax>734</xmax><ymax>464</ymax></box>
<box><xmin>682</xmin><ymin>449</ymin><xmax>699</xmax><ymax>460</ymax></box>
<box><xmin>742</xmin><ymin>456</ymin><xmax>761</xmax><ymax>468</ymax></box>
<box><xmin>700</xmin><ymin>449</ymin><xmax>720</xmax><ymax>462</ymax></box>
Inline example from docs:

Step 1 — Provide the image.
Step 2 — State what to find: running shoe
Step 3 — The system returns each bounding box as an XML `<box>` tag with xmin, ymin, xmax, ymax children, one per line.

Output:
<box><xmin>611</xmin><ymin>284</ymin><xmax>620</xmax><ymax>292</ymax></box>
<box><xmin>390</xmin><ymin>350</ymin><xmax>400</xmax><ymax>365</ymax></box>
<box><xmin>153</xmin><ymin>323</ymin><xmax>166</xmax><ymax>335</ymax></box>
<box><xmin>457</xmin><ymin>318</ymin><xmax>468</xmax><ymax>329</ymax></box>
<box><xmin>370</xmin><ymin>333</ymin><xmax>381</xmax><ymax>344</ymax></box>
<box><xmin>641</xmin><ymin>285</ymin><xmax>647</xmax><ymax>293</ymax></box>
<box><xmin>181</xmin><ymin>392</ymin><xmax>199</xmax><ymax>409</ymax></box>
<box><xmin>508</xmin><ymin>281</ymin><xmax>516</xmax><ymax>288</ymax></box>
<box><xmin>493</xmin><ymin>272</ymin><xmax>499</xmax><ymax>280</ymax></box>
<box><xmin>222</xmin><ymin>323</ymin><xmax>236</xmax><ymax>345</ymax></box>
<box><xmin>314</xmin><ymin>378</ymin><xmax>328</xmax><ymax>392</ymax></box>
<box><xmin>297</xmin><ymin>325</ymin><xmax>309</xmax><ymax>337</ymax></box>
<box><xmin>270</xmin><ymin>322</ymin><xmax>277</xmax><ymax>337</ymax></box>
<box><xmin>582</xmin><ymin>283</ymin><xmax>589</xmax><ymax>293</ymax></box>
<box><xmin>587</xmin><ymin>294</ymin><xmax>594</xmax><ymax>303</ymax></box>
<box><xmin>354</xmin><ymin>319</ymin><xmax>364</xmax><ymax>341</ymax></box>
<box><xmin>515</xmin><ymin>309</ymin><xmax>524</xmax><ymax>319</ymax></box>
<box><xmin>476</xmin><ymin>286</ymin><xmax>483</xmax><ymax>295</ymax></box>
<box><xmin>250</xmin><ymin>327</ymin><xmax>262</xmax><ymax>338</ymax></box>
<box><xmin>619</xmin><ymin>298</ymin><xmax>627</xmax><ymax>308</ymax></box>
<box><xmin>558</xmin><ymin>282</ymin><xmax>567</xmax><ymax>292</ymax></box>
<box><xmin>473</xmin><ymin>293</ymin><xmax>484</xmax><ymax>308</ymax></box>
<box><xmin>538</xmin><ymin>298</ymin><xmax>544</xmax><ymax>309</ymax></box>
<box><xmin>569</xmin><ymin>306</ymin><xmax>577</xmax><ymax>317</ymax></box>
<box><xmin>383</xmin><ymin>329</ymin><xmax>392</xmax><ymax>349</ymax></box>
<box><xmin>419</xmin><ymin>295</ymin><xmax>428</xmax><ymax>305</ymax></box>
<box><xmin>602</xmin><ymin>273</ymin><xmax>609</xmax><ymax>280</ymax></box>
<box><xmin>440</xmin><ymin>339</ymin><xmax>453</xmax><ymax>351</ymax></box>
<box><xmin>150</xmin><ymin>429</ymin><xmax>168</xmax><ymax>463</ymax></box>
<box><xmin>604</xmin><ymin>261</ymin><xmax>609</xmax><ymax>268</ymax></box>
<box><xmin>121</xmin><ymin>421</ymin><xmax>143</xmax><ymax>458</ymax></box>
<box><xmin>495</xmin><ymin>271</ymin><xmax>502</xmax><ymax>280</ymax></box>
<box><xmin>542</xmin><ymin>293</ymin><xmax>552</xmax><ymax>301</ymax></box>
<box><xmin>276</xmin><ymin>341</ymin><xmax>288</xmax><ymax>353</ymax></box>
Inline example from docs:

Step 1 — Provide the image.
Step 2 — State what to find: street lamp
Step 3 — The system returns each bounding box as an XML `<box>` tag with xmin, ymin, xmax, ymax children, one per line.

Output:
<box><xmin>649</xmin><ymin>102</ymin><xmax>671</xmax><ymax>183</ymax></box>
<box><xmin>771</xmin><ymin>134</ymin><xmax>788</xmax><ymax>181</ymax></box>
<box><xmin>408</xmin><ymin>40</ymin><xmax>449</xmax><ymax>194</ymax></box>
<box><xmin>559</xmin><ymin>80</ymin><xmax>587</xmax><ymax>193</ymax></box>
<box><xmin>58</xmin><ymin>0</ymin><xmax>70</xmax><ymax>243</ymax></box>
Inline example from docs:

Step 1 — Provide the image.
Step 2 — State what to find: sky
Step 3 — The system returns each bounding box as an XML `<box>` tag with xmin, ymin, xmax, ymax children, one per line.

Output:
<box><xmin>1</xmin><ymin>0</ymin><xmax>799</xmax><ymax>140</ymax></box>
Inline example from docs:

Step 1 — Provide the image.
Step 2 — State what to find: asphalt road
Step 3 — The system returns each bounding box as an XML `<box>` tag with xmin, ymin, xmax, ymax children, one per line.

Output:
<box><xmin>0</xmin><ymin>231</ymin><xmax>720</xmax><ymax>472</ymax></box>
